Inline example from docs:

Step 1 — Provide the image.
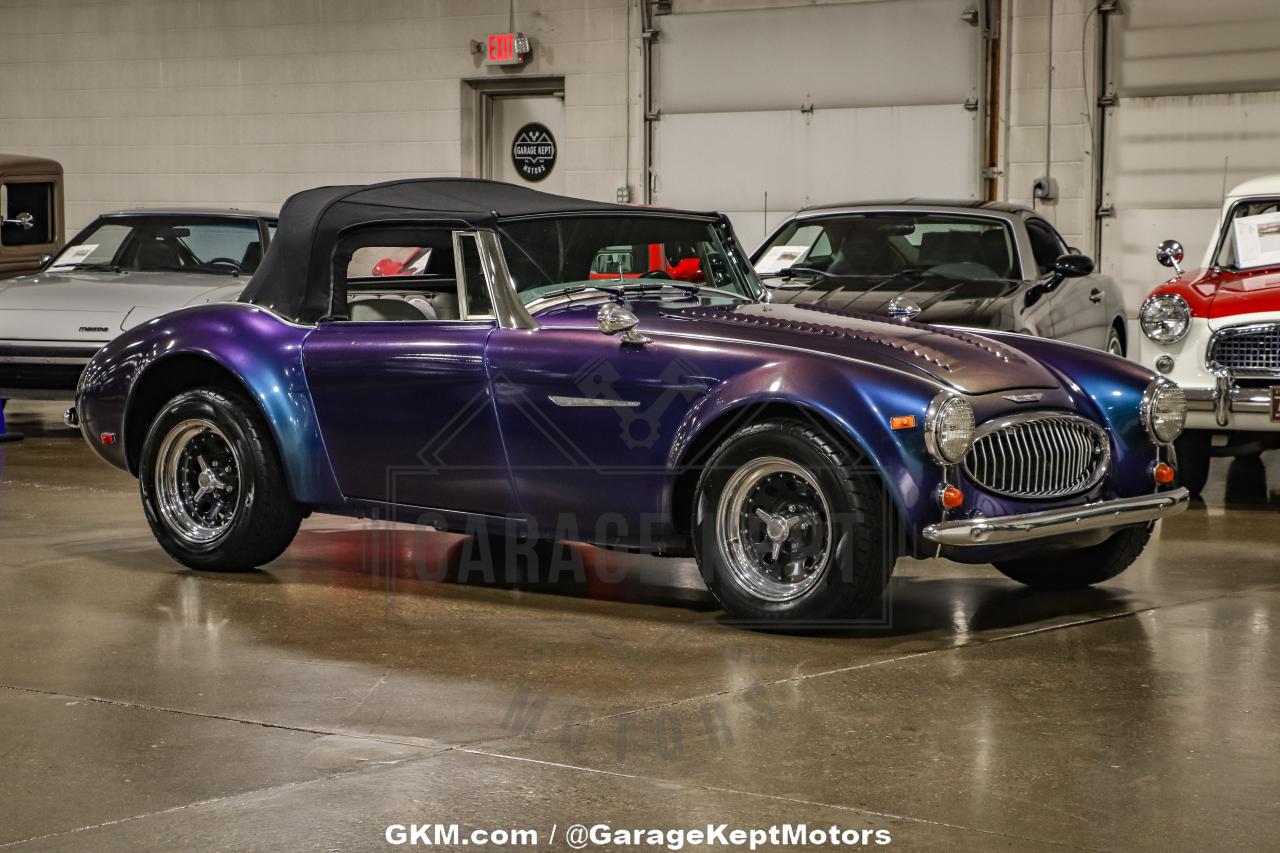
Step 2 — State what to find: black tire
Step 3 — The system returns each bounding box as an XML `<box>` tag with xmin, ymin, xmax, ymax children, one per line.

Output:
<box><xmin>139</xmin><ymin>388</ymin><xmax>303</xmax><ymax>571</ymax></box>
<box><xmin>993</xmin><ymin>523</ymin><xmax>1153</xmax><ymax>589</ymax></box>
<box><xmin>1106</xmin><ymin>324</ymin><xmax>1126</xmax><ymax>357</ymax></box>
<box><xmin>1174</xmin><ymin>429</ymin><xmax>1212</xmax><ymax>496</ymax></box>
<box><xmin>693</xmin><ymin>420</ymin><xmax>893</xmax><ymax>622</ymax></box>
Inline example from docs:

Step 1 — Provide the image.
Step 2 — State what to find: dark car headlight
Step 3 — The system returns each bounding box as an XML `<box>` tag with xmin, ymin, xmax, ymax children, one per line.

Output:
<box><xmin>1141</xmin><ymin>378</ymin><xmax>1187</xmax><ymax>445</ymax></box>
<box><xmin>1140</xmin><ymin>294</ymin><xmax>1191</xmax><ymax>344</ymax></box>
<box><xmin>925</xmin><ymin>392</ymin><xmax>976</xmax><ymax>464</ymax></box>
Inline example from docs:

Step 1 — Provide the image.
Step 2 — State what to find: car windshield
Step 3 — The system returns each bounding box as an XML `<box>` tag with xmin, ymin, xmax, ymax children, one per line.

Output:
<box><xmin>497</xmin><ymin>215</ymin><xmax>762</xmax><ymax>304</ymax></box>
<box><xmin>1215</xmin><ymin>197</ymin><xmax>1280</xmax><ymax>270</ymax></box>
<box><xmin>49</xmin><ymin>215</ymin><xmax>266</xmax><ymax>276</ymax></box>
<box><xmin>756</xmin><ymin>213</ymin><xmax>1021</xmax><ymax>283</ymax></box>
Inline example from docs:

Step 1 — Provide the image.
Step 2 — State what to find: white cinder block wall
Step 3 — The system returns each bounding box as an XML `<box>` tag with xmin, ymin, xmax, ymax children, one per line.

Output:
<box><xmin>1001</xmin><ymin>0</ymin><xmax>1098</xmax><ymax>255</ymax></box>
<box><xmin>0</xmin><ymin>0</ymin><xmax>643</xmax><ymax>231</ymax></box>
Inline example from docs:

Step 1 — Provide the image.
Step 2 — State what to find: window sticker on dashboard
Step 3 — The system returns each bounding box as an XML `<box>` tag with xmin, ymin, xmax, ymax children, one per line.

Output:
<box><xmin>756</xmin><ymin>245</ymin><xmax>811</xmax><ymax>275</ymax></box>
<box><xmin>49</xmin><ymin>244</ymin><xmax>98</xmax><ymax>271</ymax></box>
<box><xmin>1232</xmin><ymin>212</ymin><xmax>1280</xmax><ymax>270</ymax></box>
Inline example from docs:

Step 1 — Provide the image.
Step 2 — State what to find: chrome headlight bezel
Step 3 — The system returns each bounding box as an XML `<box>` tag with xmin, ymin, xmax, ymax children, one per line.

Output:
<box><xmin>1140</xmin><ymin>293</ymin><xmax>1192</xmax><ymax>344</ymax></box>
<box><xmin>924</xmin><ymin>392</ymin><xmax>976</xmax><ymax>465</ymax></box>
<box><xmin>1141</xmin><ymin>378</ymin><xmax>1187</xmax><ymax>445</ymax></box>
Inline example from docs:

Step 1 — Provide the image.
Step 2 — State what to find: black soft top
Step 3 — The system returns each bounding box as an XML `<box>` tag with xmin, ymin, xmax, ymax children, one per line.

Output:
<box><xmin>241</xmin><ymin>178</ymin><xmax>712</xmax><ymax>323</ymax></box>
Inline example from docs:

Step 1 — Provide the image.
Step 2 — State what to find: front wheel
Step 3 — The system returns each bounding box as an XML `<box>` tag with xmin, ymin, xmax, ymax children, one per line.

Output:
<box><xmin>993</xmin><ymin>523</ymin><xmax>1153</xmax><ymax>589</ymax></box>
<box><xmin>693</xmin><ymin>421</ymin><xmax>893</xmax><ymax>622</ymax></box>
<box><xmin>139</xmin><ymin>388</ymin><xmax>303</xmax><ymax>571</ymax></box>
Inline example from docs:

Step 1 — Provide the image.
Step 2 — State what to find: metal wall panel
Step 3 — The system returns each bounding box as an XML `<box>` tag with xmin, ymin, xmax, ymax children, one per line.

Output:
<box><xmin>1114</xmin><ymin>0</ymin><xmax>1280</xmax><ymax>97</ymax></box>
<box><xmin>654</xmin><ymin>104</ymin><xmax>977</xmax><ymax>247</ymax></box>
<box><xmin>1100</xmin><ymin>0</ymin><xmax>1280</xmax><ymax>314</ymax></box>
<box><xmin>656</xmin><ymin>0</ymin><xmax>977</xmax><ymax>114</ymax></box>
<box><xmin>651</xmin><ymin>0</ymin><xmax>982</xmax><ymax>247</ymax></box>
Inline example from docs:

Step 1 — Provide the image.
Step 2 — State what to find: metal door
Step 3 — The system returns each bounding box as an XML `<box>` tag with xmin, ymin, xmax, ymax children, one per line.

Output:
<box><xmin>488</xmin><ymin>94</ymin><xmax>566</xmax><ymax>194</ymax></box>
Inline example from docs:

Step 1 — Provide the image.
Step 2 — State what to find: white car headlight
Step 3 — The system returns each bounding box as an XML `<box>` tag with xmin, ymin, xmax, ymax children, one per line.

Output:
<box><xmin>1142</xmin><ymin>379</ymin><xmax>1187</xmax><ymax>445</ymax></box>
<box><xmin>1140</xmin><ymin>294</ymin><xmax>1191</xmax><ymax>344</ymax></box>
<box><xmin>925</xmin><ymin>393</ymin><xmax>976</xmax><ymax>464</ymax></box>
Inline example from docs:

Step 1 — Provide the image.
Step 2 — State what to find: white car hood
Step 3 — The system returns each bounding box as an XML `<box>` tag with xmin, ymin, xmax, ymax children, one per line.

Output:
<box><xmin>0</xmin><ymin>270</ymin><xmax>245</xmax><ymax>344</ymax></box>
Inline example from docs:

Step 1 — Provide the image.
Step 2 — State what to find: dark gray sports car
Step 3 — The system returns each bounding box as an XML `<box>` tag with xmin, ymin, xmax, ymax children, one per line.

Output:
<box><xmin>753</xmin><ymin>200</ymin><xmax>1128</xmax><ymax>356</ymax></box>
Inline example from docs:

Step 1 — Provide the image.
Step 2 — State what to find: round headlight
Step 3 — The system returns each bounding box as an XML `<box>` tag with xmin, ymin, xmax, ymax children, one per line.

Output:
<box><xmin>1140</xmin><ymin>294</ymin><xmax>1191</xmax><ymax>344</ymax></box>
<box><xmin>925</xmin><ymin>393</ymin><xmax>976</xmax><ymax>464</ymax></box>
<box><xmin>1142</xmin><ymin>379</ymin><xmax>1187</xmax><ymax>445</ymax></box>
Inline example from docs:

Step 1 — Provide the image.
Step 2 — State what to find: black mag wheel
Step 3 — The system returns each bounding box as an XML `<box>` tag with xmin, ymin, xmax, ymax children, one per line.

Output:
<box><xmin>693</xmin><ymin>420</ymin><xmax>893</xmax><ymax>623</ymax></box>
<box><xmin>139</xmin><ymin>388</ymin><xmax>303</xmax><ymax>572</ymax></box>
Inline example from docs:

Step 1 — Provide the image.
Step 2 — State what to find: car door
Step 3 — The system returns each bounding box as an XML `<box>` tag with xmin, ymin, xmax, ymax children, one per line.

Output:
<box><xmin>301</xmin><ymin>229</ymin><xmax>517</xmax><ymax>515</ymax></box>
<box><xmin>485</xmin><ymin>320</ymin><xmax>710</xmax><ymax>543</ymax></box>
<box><xmin>1025</xmin><ymin>216</ymin><xmax>1108</xmax><ymax>348</ymax></box>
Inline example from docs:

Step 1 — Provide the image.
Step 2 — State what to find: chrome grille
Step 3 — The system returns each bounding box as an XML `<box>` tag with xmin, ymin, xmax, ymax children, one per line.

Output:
<box><xmin>1207</xmin><ymin>323</ymin><xmax>1280</xmax><ymax>376</ymax></box>
<box><xmin>962</xmin><ymin>412</ymin><xmax>1110</xmax><ymax>500</ymax></box>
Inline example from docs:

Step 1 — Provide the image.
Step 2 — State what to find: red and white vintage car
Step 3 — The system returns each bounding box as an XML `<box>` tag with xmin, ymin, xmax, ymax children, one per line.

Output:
<box><xmin>1140</xmin><ymin>176</ymin><xmax>1280</xmax><ymax>495</ymax></box>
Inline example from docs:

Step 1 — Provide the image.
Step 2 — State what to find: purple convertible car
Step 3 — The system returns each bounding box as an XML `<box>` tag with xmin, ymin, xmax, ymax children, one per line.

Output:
<box><xmin>70</xmin><ymin>179</ymin><xmax>1190</xmax><ymax>623</ymax></box>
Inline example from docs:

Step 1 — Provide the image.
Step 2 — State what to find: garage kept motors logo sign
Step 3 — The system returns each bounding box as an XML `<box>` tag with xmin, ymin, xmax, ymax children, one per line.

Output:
<box><xmin>511</xmin><ymin>122</ymin><xmax>557</xmax><ymax>182</ymax></box>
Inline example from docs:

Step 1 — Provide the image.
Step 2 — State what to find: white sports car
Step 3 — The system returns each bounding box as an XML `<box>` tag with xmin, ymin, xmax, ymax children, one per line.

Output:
<box><xmin>0</xmin><ymin>209</ymin><xmax>275</xmax><ymax>401</ymax></box>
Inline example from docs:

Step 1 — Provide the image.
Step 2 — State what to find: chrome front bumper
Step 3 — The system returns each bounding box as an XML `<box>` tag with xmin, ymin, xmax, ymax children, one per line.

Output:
<box><xmin>922</xmin><ymin>488</ymin><xmax>1190</xmax><ymax>547</ymax></box>
<box><xmin>1184</xmin><ymin>369</ymin><xmax>1278</xmax><ymax>427</ymax></box>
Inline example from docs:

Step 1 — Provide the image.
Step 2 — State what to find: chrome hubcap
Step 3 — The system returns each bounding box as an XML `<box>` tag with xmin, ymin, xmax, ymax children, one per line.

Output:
<box><xmin>154</xmin><ymin>419</ymin><xmax>242</xmax><ymax>546</ymax></box>
<box><xmin>716</xmin><ymin>456</ymin><xmax>832</xmax><ymax>602</ymax></box>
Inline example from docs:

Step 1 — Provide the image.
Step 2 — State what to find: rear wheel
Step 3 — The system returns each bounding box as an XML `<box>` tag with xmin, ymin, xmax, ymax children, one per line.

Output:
<box><xmin>993</xmin><ymin>523</ymin><xmax>1153</xmax><ymax>589</ymax></box>
<box><xmin>693</xmin><ymin>421</ymin><xmax>893</xmax><ymax>622</ymax></box>
<box><xmin>1174</xmin><ymin>429</ymin><xmax>1212</xmax><ymax>497</ymax></box>
<box><xmin>139</xmin><ymin>388</ymin><xmax>303</xmax><ymax>571</ymax></box>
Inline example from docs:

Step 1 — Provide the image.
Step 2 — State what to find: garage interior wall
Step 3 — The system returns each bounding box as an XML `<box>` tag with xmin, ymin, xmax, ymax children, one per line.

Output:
<box><xmin>650</xmin><ymin>0</ymin><xmax>984</xmax><ymax>249</ymax></box>
<box><xmin>1001</xmin><ymin>0</ymin><xmax>1098</xmax><ymax>257</ymax></box>
<box><xmin>0</xmin><ymin>0</ymin><xmax>643</xmax><ymax>232</ymax></box>
<box><xmin>1098</xmin><ymin>0</ymin><xmax>1280</xmax><ymax>312</ymax></box>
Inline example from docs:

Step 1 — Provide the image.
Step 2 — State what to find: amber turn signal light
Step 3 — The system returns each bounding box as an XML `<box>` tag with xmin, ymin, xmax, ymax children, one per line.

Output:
<box><xmin>890</xmin><ymin>415</ymin><xmax>917</xmax><ymax>430</ymax></box>
<box><xmin>1153</xmin><ymin>462</ymin><xmax>1176</xmax><ymax>485</ymax></box>
<box><xmin>939</xmin><ymin>485</ymin><xmax>964</xmax><ymax>510</ymax></box>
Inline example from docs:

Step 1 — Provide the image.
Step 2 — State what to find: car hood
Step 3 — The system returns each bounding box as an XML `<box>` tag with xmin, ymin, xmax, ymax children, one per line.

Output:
<box><xmin>764</xmin><ymin>275</ymin><xmax>1025</xmax><ymax>328</ymax></box>
<box><xmin>540</xmin><ymin>298</ymin><xmax>1060</xmax><ymax>395</ymax></box>
<box><xmin>0</xmin><ymin>270</ymin><xmax>245</xmax><ymax>343</ymax></box>
<box><xmin>1155</xmin><ymin>265</ymin><xmax>1280</xmax><ymax>320</ymax></box>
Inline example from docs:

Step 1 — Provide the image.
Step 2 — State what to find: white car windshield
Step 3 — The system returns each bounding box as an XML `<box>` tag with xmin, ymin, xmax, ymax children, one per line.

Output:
<box><xmin>50</xmin><ymin>216</ymin><xmax>267</xmax><ymax>276</ymax></box>
<box><xmin>1216</xmin><ymin>198</ymin><xmax>1280</xmax><ymax>270</ymax></box>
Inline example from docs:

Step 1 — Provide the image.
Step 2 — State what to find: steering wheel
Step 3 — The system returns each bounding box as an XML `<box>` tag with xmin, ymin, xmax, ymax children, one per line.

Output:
<box><xmin>205</xmin><ymin>257</ymin><xmax>244</xmax><ymax>273</ymax></box>
<box><xmin>643</xmin><ymin>269</ymin><xmax>673</xmax><ymax>279</ymax></box>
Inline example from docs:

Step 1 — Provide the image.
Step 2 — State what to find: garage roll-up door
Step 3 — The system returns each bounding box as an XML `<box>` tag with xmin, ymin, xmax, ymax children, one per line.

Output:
<box><xmin>1099</xmin><ymin>0</ymin><xmax>1280</xmax><ymax>311</ymax></box>
<box><xmin>650</xmin><ymin>0</ymin><xmax>984</xmax><ymax>248</ymax></box>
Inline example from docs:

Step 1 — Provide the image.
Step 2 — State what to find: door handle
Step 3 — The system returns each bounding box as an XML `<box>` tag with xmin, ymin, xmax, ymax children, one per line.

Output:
<box><xmin>1089</xmin><ymin>289</ymin><xmax>1103</xmax><ymax>303</ymax></box>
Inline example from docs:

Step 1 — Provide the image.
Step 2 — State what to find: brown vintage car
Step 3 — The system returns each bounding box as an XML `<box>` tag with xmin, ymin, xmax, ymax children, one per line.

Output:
<box><xmin>0</xmin><ymin>154</ymin><xmax>64</xmax><ymax>280</ymax></box>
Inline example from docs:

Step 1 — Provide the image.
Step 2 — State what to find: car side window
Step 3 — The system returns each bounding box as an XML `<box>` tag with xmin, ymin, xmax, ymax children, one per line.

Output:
<box><xmin>454</xmin><ymin>232</ymin><xmax>495</xmax><ymax>319</ymax></box>
<box><xmin>1026</xmin><ymin>218</ymin><xmax>1065</xmax><ymax>276</ymax></box>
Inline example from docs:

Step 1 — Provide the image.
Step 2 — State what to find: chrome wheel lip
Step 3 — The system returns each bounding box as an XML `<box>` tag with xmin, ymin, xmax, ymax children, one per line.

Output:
<box><xmin>1107</xmin><ymin>332</ymin><xmax>1125</xmax><ymax>356</ymax></box>
<box><xmin>154</xmin><ymin>418</ymin><xmax>243</xmax><ymax>547</ymax></box>
<box><xmin>715</xmin><ymin>456</ymin><xmax>833</xmax><ymax>603</ymax></box>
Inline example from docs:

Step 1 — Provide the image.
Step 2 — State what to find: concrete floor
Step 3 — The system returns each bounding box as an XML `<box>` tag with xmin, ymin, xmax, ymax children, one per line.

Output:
<box><xmin>1</xmin><ymin>401</ymin><xmax>1278</xmax><ymax>852</ymax></box>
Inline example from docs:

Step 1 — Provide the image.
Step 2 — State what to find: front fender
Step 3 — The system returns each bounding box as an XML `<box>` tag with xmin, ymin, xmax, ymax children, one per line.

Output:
<box><xmin>76</xmin><ymin>303</ymin><xmax>342</xmax><ymax>505</ymax></box>
<box><xmin>668</xmin><ymin>357</ymin><xmax>947</xmax><ymax>533</ymax></box>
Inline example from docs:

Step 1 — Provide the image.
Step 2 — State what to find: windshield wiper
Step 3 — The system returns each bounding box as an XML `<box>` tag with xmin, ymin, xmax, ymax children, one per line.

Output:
<box><xmin>61</xmin><ymin>262</ymin><xmax>123</xmax><ymax>273</ymax></box>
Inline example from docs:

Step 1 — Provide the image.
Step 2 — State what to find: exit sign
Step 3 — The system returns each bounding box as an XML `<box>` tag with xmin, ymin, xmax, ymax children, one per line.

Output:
<box><xmin>486</xmin><ymin>32</ymin><xmax>530</xmax><ymax>66</ymax></box>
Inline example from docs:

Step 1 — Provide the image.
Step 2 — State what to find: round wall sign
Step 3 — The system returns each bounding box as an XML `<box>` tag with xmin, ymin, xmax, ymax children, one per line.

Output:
<box><xmin>511</xmin><ymin>122</ymin><xmax>557</xmax><ymax>182</ymax></box>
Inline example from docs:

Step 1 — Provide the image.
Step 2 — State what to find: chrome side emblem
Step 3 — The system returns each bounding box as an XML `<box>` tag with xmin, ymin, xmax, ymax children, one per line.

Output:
<box><xmin>78</xmin><ymin>326</ymin><xmax>109</xmax><ymax>333</ymax></box>
<box><xmin>548</xmin><ymin>395</ymin><xmax>641</xmax><ymax>408</ymax></box>
<box><xmin>886</xmin><ymin>297</ymin><xmax>922</xmax><ymax>320</ymax></box>
<box><xmin>1003</xmin><ymin>392</ymin><xmax>1044</xmax><ymax>404</ymax></box>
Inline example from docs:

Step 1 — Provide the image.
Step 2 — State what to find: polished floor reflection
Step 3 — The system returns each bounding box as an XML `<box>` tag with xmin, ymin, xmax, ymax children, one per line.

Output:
<box><xmin>1</xmin><ymin>402</ymin><xmax>1278</xmax><ymax>851</ymax></box>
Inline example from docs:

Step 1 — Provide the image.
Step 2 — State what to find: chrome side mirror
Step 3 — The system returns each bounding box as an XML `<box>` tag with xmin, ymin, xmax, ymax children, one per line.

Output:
<box><xmin>597</xmin><ymin>302</ymin><xmax>651</xmax><ymax>346</ymax></box>
<box><xmin>37</xmin><ymin>254</ymin><xmax>53</xmax><ymax>269</ymax></box>
<box><xmin>1</xmin><ymin>211</ymin><xmax>35</xmax><ymax>230</ymax></box>
<box><xmin>1156</xmin><ymin>239</ymin><xmax>1185</xmax><ymax>274</ymax></box>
